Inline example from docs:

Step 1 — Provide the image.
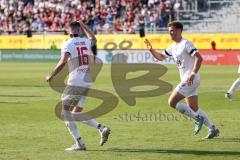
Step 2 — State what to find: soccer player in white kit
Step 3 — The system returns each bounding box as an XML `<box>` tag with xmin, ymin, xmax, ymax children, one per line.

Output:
<box><xmin>144</xmin><ymin>21</ymin><xmax>220</xmax><ymax>139</ymax></box>
<box><xmin>46</xmin><ymin>21</ymin><xmax>110</xmax><ymax>151</ymax></box>
<box><xmin>225</xmin><ymin>65</ymin><xmax>240</xmax><ymax>99</ymax></box>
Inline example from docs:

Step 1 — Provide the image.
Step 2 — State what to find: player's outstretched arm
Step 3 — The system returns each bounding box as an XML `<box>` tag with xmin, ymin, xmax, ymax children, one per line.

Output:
<box><xmin>144</xmin><ymin>39</ymin><xmax>167</xmax><ymax>61</ymax></box>
<box><xmin>78</xmin><ymin>20</ymin><xmax>97</xmax><ymax>45</ymax></box>
<box><xmin>46</xmin><ymin>52</ymin><xmax>70</xmax><ymax>82</ymax></box>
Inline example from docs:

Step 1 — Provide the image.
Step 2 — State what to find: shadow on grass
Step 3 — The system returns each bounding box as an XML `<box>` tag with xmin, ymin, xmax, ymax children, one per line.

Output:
<box><xmin>231</xmin><ymin>99</ymin><xmax>240</xmax><ymax>101</ymax></box>
<box><xmin>100</xmin><ymin>148</ymin><xmax>240</xmax><ymax>156</ymax></box>
<box><xmin>211</xmin><ymin>137</ymin><xmax>240</xmax><ymax>143</ymax></box>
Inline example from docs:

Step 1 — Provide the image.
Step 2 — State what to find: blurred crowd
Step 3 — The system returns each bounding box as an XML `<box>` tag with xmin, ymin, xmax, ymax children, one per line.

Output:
<box><xmin>0</xmin><ymin>0</ymin><xmax>208</xmax><ymax>35</ymax></box>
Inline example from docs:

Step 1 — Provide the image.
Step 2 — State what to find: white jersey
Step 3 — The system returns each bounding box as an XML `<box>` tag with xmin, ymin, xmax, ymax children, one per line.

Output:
<box><xmin>238</xmin><ymin>64</ymin><xmax>240</xmax><ymax>74</ymax></box>
<box><xmin>162</xmin><ymin>38</ymin><xmax>200</xmax><ymax>82</ymax></box>
<box><xmin>61</xmin><ymin>37</ymin><xmax>92</xmax><ymax>87</ymax></box>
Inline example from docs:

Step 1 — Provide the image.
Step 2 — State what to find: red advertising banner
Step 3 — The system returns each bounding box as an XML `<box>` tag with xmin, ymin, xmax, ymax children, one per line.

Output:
<box><xmin>200</xmin><ymin>50</ymin><xmax>240</xmax><ymax>65</ymax></box>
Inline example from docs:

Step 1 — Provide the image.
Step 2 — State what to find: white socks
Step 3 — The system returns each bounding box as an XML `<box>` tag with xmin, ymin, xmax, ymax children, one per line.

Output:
<box><xmin>176</xmin><ymin>103</ymin><xmax>214</xmax><ymax>130</ymax></box>
<box><xmin>65</xmin><ymin>121</ymin><xmax>81</xmax><ymax>143</ymax></box>
<box><xmin>228</xmin><ymin>78</ymin><xmax>240</xmax><ymax>95</ymax></box>
<box><xmin>82</xmin><ymin>119</ymin><xmax>99</xmax><ymax>128</ymax></box>
<box><xmin>72</xmin><ymin>112</ymin><xmax>100</xmax><ymax>129</ymax></box>
<box><xmin>198</xmin><ymin>108</ymin><xmax>214</xmax><ymax>130</ymax></box>
<box><xmin>62</xmin><ymin>110</ymin><xmax>82</xmax><ymax>144</ymax></box>
<box><xmin>176</xmin><ymin>103</ymin><xmax>198</xmax><ymax>118</ymax></box>
<box><xmin>62</xmin><ymin>109</ymin><xmax>101</xmax><ymax>146</ymax></box>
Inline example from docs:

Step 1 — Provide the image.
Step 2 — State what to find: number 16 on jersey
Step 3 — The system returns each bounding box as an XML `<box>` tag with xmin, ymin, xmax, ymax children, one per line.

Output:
<box><xmin>76</xmin><ymin>47</ymin><xmax>89</xmax><ymax>66</ymax></box>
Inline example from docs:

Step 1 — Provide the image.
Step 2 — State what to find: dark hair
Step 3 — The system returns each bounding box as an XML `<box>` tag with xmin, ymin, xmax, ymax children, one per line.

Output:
<box><xmin>69</xmin><ymin>21</ymin><xmax>81</xmax><ymax>35</ymax></box>
<box><xmin>168</xmin><ymin>21</ymin><xmax>183</xmax><ymax>31</ymax></box>
<box><xmin>70</xmin><ymin>21</ymin><xmax>81</xmax><ymax>29</ymax></box>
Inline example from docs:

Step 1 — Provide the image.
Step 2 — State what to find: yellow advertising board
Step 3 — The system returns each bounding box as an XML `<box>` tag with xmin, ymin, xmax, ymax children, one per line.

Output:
<box><xmin>184</xmin><ymin>34</ymin><xmax>240</xmax><ymax>50</ymax></box>
<box><xmin>0</xmin><ymin>34</ymin><xmax>239</xmax><ymax>50</ymax></box>
<box><xmin>0</xmin><ymin>35</ymin><xmax>68</xmax><ymax>49</ymax></box>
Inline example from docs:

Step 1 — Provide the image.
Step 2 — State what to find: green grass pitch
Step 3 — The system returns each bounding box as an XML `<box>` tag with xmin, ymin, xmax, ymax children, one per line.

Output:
<box><xmin>0</xmin><ymin>63</ymin><xmax>239</xmax><ymax>160</ymax></box>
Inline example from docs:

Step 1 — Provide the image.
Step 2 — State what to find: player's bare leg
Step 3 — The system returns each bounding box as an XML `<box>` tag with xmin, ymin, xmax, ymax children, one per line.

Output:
<box><xmin>168</xmin><ymin>90</ymin><xmax>198</xmax><ymax>118</ymax></box>
<box><xmin>168</xmin><ymin>91</ymin><xmax>204</xmax><ymax>134</ymax></box>
<box><xmin>168</xmin><ymin>90</ymin><xmax>185</xmax><ymax>109</ymax></box>
<box><xmin>185</xmin><ymin>96</ymin><xmax>198</xmax><ymax>112</ymax></box>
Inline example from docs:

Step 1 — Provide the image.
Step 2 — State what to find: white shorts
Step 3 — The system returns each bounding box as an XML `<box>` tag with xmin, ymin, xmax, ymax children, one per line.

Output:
<box><xmin>61</xmin><ymin>85</ymin><xmax>90</xmax><ymax>108</ymax></box>
<box><xmin>175</xmin><ymin>79</ymin><xmax>200</xmax><ymax>97</ymax></box>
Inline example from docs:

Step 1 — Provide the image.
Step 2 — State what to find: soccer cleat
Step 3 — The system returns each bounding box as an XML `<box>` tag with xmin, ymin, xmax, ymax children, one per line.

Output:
<box><xmin>225</xmin><ymin>93</ymin><xmax>231</xmax><ymax>99</ymax></box>
<box><xmin>65</xmin><ymin>144</ymin><xmax>86</xmax><ymax>151</ymax></box>
<box><xmin>99</xmin><ymin>126</ymin><xmax>111</xmax><ymax>146</ymax></box>
<box><xmin>203</xmin><ymin>126</ymin><xmax>220</xmax><ymax>139</ymax></box>
<box><xmin>194</xmin><ymin>115</ymin><xmax>204</xmax><ymax>135</ymax></box>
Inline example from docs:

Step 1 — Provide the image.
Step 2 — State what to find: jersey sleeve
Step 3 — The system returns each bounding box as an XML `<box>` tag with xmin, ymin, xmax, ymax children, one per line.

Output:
<box><xmin>61</xmin><ymin>42</ymin><xmax>71</xmax><ymax>55</ymax></box>
<box><xmin>162</xmin><ymin>45</ymin><xmax>172</xmax><ymax>57</ymax></box>
<box><xmin>89</xmin><ymin>38</ymin><xmax>96</xmax><ymax>47</ymax></box>
<box><xmin>186</xmin><ymin>41</ymin><xmax>198</xmax><ymax>57</ymax></box>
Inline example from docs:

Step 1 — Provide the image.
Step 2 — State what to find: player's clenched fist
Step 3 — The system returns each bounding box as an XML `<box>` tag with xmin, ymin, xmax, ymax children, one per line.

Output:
<box><xmin>144</xmin><ymin>39</ymin><xmax>153</xmax><ymax>50</ymax></box>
